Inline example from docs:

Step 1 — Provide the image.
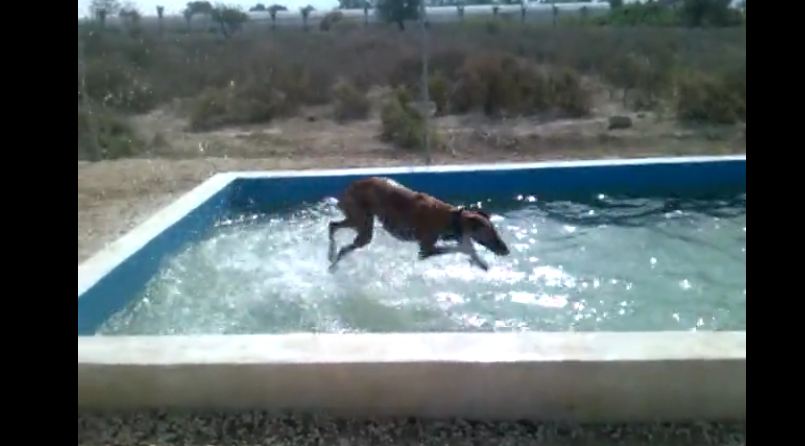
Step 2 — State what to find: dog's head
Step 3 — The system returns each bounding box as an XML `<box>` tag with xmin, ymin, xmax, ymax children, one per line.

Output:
<box><xmin>459</xmin><ymin>208</ymin><xmax>510</xmax><ymax>256</ymax></box>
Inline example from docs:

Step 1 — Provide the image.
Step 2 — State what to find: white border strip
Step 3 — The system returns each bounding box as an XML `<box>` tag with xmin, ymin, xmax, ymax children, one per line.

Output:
<box><xmin>78</xmin><ymin>332</ymin><xmax>746</xmax><ymax>420</ymax></box>
<box><xmin>229</xmin><ymin>155</ymin><xmax>746</xmax><ymax>179</ymax></box>
<box><xmin>80</xmin><ymin>332</ymin><xmax>745</xmax><ymax>365</ymax></box>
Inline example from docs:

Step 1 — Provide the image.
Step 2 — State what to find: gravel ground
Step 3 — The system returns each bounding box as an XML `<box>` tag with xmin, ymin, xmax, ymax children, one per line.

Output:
<box><xmin>78</xmin><ymin>411</ymin><xmax>746</xmax><ymax>446</ymax></box>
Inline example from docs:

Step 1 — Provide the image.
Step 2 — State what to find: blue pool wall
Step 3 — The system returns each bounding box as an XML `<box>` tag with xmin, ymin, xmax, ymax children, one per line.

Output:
<box><xmin>77</xmin><ymin>187</ymin><xmax>233</xmax><ymax>334</ymax></box>
<box><xmin>228</xmin><ymin>158</ymin><xmax>746</xmax><ymax>212</ymax></box>
<box><xmin>78</xmin><ymin>157</ymin><xmax>745</xmax><ymax>335</ymax></box>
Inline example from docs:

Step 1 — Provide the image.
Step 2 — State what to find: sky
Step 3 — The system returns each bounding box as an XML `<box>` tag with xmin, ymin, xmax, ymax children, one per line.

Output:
<box><xmin>77</xmin><ymin>0</ymin><xmax>339</xmax><ymax>17</ymax></box>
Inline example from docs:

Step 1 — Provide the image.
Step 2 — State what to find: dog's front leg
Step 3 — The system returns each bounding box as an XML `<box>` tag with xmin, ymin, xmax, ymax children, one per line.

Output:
<box><xmin>418</xmin><ymin>244</ymin><xmax>461</xmax><ymax>260</ymax></box>
<box><xmin>460</xmin><ymin>238</ymin><xmax>489</xmax><ymax>271</ymax></box>
<box><xmin>419</xmin><ymin>239</ymin><xmax>488</xmax><ymax>271</ymax></box>
<box><xmin>418</xmin><ymin>236</ymin><xmax>464</xmax><ymax>260</ymax></box>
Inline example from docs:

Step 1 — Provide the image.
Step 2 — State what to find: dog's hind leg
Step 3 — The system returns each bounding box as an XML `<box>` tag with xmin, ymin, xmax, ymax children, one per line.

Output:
<box><xmin>329</xmin><ymin>215</ymin><xmax>374</xmax><ymax>272</ymax></box>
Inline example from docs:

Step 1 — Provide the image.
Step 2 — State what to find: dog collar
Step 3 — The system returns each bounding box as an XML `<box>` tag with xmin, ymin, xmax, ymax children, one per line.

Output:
<box><xmin>451</xmin><ymin>207</ymin><xmax>464</xmax><ymax>238</ymax></box>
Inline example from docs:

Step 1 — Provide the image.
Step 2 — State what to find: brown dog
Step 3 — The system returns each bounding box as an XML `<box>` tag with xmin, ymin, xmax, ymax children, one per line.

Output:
<box><xmin>328</xmin><ymin>177</ymin><xmax>510</xmax><ymax>272</ymax></box>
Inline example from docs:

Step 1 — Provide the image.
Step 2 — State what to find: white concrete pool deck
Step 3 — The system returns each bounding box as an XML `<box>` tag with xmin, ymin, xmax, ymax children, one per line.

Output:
<box><xmin>79</xmin><ymin>332</ymin><xmax>745</xmax><ymax>421</ymax></box>
<box><xmin>78</xmin><ymin>156</ymin><xmax>746</xmax><ymax>421</ymax></box>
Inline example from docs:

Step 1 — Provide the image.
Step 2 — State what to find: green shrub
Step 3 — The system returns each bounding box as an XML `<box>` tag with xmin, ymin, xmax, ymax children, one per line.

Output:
<box><xmin>78</xmin><ymin>107</ymin><xmax>144</xmax><ymax>160</ymax></box>
<box><xmin>380</xmin><ymin>89</ymin><xmax>439</xmax><ymax>151</ymax></box>
<box><xmin>388</xmin><ymin>49</ymin><xmax>468</xmax><ymax>90</ymax></box>
<box><xmin>189</xmin><ymin>81</ymin><xmax>291</xmax><ymax>131</ymax></box>
<box><xmin>601</xmin><ymin>2</ymin><xmax>680</xmax><ymax>27</ymax></box>
<box><xmin>276</xmin><ymin>64</ymin><xmax>333</xmax><ymax>107</ymax></box>
<box><xmin>332</xmin><ymin>80</ymin><xmax>370</xmax><ymax>122</ymax></box>
<box><xmin>84</xmin><ymin>60</ymin><xmax>157</xmax><ymax>113</ymax></box>
<box><xmin>545</xmin><ymin>68</ymin><xmax>591</xmax><ymax>118</ymax></box>
<box><xmin>675</xmin><ymin>71</ymin><xmax>745</xmax><ymax>124</ymax></box>
<box><xmin>428</xmin><ymin>71</ymin><xmax>450</xmax><ymax>116</ymax></box>
<box><xmin>319</xmin><ymin>11</ymin><xmax>344</xmax><ymax>31</ymax></box>
<box><xmin>450</xmin><ymin>54</ymin><xmax>591</xmax><ymax>117</ymax></box>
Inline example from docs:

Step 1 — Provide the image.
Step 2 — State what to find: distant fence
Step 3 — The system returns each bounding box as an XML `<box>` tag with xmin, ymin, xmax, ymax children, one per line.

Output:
<box><xmin>83</xmin><ymin>3</ymin><xmax>611</xmax><ymax>30</ymax></box>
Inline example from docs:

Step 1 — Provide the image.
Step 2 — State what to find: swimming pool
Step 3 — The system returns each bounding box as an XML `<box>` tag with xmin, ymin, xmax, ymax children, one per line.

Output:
<box><xmin>97</xmin><ymin>192</ymin><xmax>745</xmax><ymax>335</ymax></box>
<box><xmin>78</xmin><ymin>155</ymin><xmax>746</xmax><ymax>421</ymax></box>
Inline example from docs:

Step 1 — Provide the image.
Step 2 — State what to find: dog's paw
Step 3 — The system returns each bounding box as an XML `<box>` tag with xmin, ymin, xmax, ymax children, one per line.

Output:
<box><xmin>469</xmin><ymin>258</ymin><xmax>489</xmax><ymax>271</ymax></box>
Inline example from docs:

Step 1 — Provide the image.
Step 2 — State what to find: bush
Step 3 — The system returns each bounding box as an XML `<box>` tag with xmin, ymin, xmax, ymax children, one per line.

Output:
<box><xmin>598</xmin><ymin>0</ymin><xmax>742</xmax><ymax>27</ymax></box>
<box><xmin>332</xmin><ymin>80</ymin><xmax>370</xmax><ymax>122</ymax></box>
<box><xmin>389</xmin><ymin>49</ymin><xmax>468</xmax><ymax>92</ymax></box>
<box><xmin>603</xmin><ymin>51</ymin><xmax>673</xmax><ymax>110</ymax></box>
<box><xmin>545</xmin><ymin>68</ymin><xmax>591</xmax><ymax>118</ymax></box>
<box><xmin>679</xmin><ymin>0</ymin><xmax>743</xmax><ymax>27</ymax></box>
<box><xmin>450</xmin><ymin>54</ymin><xmax>591</xmax><ymax>118</ymax></box>
<box><xmin>189</xmin><ymin>81</ymin><xmax>291</xmax><ymax>131</ymax></box>
<box><xmin>85</xmin><ymin>60</ymin><xmax>157</xmax><ymax>113</ymax></box>
<box><xmin>428</xmin><ymin>71</ymin><xmax>450</xmax><ymax>116</ymax></box>
<box><xmin>78</xmin><ymin>107</ymin><xmax>144</xmax><ymax>160</ymax></box>
<box><xmin>276</xmin><ymin>64</ymin><xmax>333</xmax><ymax>107</ymax></box>
<box><xmin>320</xmin><ymin>11</ymin><xmax>344</xmax><ymax>31</ymax></box>
<box><xmin>600</xmin><ymin>2</ymin><xmax>680</xmax><ymax>27</ymax></box>
<box><xmin>380</xmin><ymin>89</ymin><xmax>439</xmax><ymax>151</ymax></box>
<box><xmin>675</xmin><ymin>71</ymin><xmax>745</xmax><ymax>124</ymax></box>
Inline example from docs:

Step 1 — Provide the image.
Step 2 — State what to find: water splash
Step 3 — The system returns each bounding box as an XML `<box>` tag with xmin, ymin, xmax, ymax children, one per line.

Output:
<box><xmin>98</xmin><ymin>194</ymin><xmax>746</xmax><ymax>335</ymax></box>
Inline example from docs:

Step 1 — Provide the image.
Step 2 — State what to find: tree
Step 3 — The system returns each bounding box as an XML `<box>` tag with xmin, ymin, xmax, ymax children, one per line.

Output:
<box><xmin>320</xmin><ymin>10</ymin><xmax>344</xmax><ymax>30</ymax></box>
<box><xmin>300</xmin><ymin>5</ymin><xmax>315</xmax><ymax>31</ymax></box>
<box><xmin>183</xmin><ymin>8</ymin><xmax>194</xmax><ymax>29</ymax></box>
<box><xmin>457</xmin><ymin>3</ymin><xmax>465</xmax><ymax>21</ymax></box>
<box><xmin>183</xmin><ymin>0</ymin><xmax>214</xmax><ymax>30</ymax></box>
<box><xmin>551</xmin><ymin>4</ymin><xmax>558</xmax><ymax>27</ymax></box>
<box><xmin>119</xmin><ymin>4</ymin><xmax>142</xmax><ymax>33</ymax></box>
<box><xmin>211</xmin><ymin>5</ymin><xmax>249</xmax><ymax>38</ymax></box>
<box><xmin>156</xmin><ymin>5</ymin><xmax>165</xmax><ymax>34</ymax></box>
<box><xmin>268</xmin><ymin>4</ymin><xmax>287</xmax><ymax>29</ymax></box>
<box><xmin>186</xmin><ymin>1</ymin><xmax>214</xmax><ymax>16</ymax></box>
<box><xmin>608</xmin><ymin>0</ymin><xmax>623</xmax><ymax>8</ymax></box>
<box><xmin>376</xmin><ymin>0</ymin><xmax>420</xmax><ymax>30</ymax></box>
<box><xmin>520</xmin><ymin>1</ymin><xmax>527</xmax><ymax>23</ymax></box>
<box><xmin>679</xmin><ymin>0</ymin><xmax>737</xmax><ymax>27</ymax></box>
<box><xmin>249</xmin><ymin>3</ymin><xmax>267</xmax><ymax>11</ymax></box>
<box><xmin>89</xmin><ymin>0</ymin><xmax>121</xmax><ymax>27</ymax></box>
<box><xmin>492</xmin><ymin>4</ymin><xmax>499</xmax><ymax>18</ymax></box>
<box><xmin>363</xmin><ymin>1</ymin><xmax>371</xmax><ymax>26</ymax></box>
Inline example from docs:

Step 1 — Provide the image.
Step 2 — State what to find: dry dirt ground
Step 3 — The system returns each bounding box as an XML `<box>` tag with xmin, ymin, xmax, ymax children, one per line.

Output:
<box><xmin>78</xmin><ymin>94</ymin><xmax>745</xmax><ymax>263</ymax></box>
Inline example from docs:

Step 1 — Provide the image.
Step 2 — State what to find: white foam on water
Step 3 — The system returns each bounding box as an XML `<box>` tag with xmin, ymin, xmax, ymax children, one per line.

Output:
<box><xmin>98</xmin><ymin>194</ymin><xmax>746</xmax><ymax>335</ymax></box>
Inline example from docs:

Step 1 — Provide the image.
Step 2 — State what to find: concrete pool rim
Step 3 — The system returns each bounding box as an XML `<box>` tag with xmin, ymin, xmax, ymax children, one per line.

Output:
<box><xmin>77</xmin><ymin>155</ymin><xmax>746</xmax><ymax>421</ymax></box>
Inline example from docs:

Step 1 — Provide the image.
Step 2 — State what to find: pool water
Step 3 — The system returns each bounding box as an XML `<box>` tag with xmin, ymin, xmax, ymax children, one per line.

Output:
<box><xmin>98</xmin><ymin>193</ymin><xmax>746</xmax><ymax>335</ymax></box>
